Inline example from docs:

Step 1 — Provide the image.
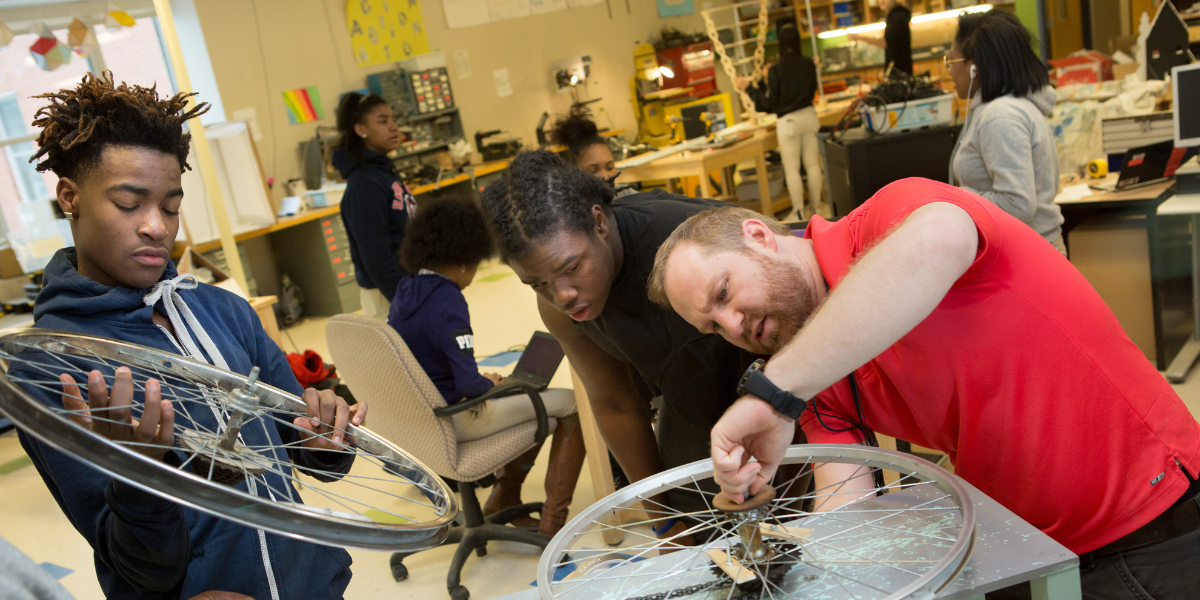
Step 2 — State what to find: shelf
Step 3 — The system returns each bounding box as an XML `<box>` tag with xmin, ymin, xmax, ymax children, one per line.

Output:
<box><xmin>406</xmin><ymin>106</ymin><xmax>459</xmax><ymax>122</ymax></box>
<box><xmin>390</xmin><ymin>138</ymin><xmax>461</xmax><ymax>160</ymax></box>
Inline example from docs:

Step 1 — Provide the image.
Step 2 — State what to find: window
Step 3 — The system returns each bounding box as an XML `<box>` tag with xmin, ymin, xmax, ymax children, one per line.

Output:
<box><xmin>0</xmin><ymin>93</ymin><xmax>47</xmax><ymax>203</ymax></box>
<box><xmin>0</xmin><ymin>17</ymin><xmax>175</xmax><ymax>234</ymax></box>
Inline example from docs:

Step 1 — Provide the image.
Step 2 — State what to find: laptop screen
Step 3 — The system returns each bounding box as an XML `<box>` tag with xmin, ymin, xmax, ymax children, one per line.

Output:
<box><xmin>513</xmin><ymin>333</ymin><xmax>565</xmax><ymax>381</ymax></box>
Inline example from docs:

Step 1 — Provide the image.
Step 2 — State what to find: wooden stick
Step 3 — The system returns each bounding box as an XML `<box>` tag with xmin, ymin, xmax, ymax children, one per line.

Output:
<box><xmin>704</xmin><ymin>549</ymin><xmax>757</xmax><ymax>583</ymax></box>
<box><xmin>758</xmin><ymin>523</ymin><xmax>815</xmax><ymax>543</ymax></box>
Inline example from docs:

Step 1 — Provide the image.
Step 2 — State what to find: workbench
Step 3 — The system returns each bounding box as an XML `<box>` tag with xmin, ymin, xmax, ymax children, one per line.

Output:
<box><xmin>616</xmin><ymin>129</ymin><xmax>790</xmax><ymax>216</ymax></box>
<box><xmin>493</xmin><ymin>477</ymin><xmax>1081</xmax><ymax>600</ymax></box>
<box><xmin>1055</xmin><ymin>176</ymin><xmax>1186</xmax><ymax>369</ymax></box>
<box><xmin>185</xmin><ymin>159</ymin><xmax>512</xmax><ymax>255</ymax></box>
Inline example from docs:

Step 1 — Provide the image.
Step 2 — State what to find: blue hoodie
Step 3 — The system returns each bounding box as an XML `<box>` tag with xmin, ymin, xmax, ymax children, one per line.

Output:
<box><xmin>15</xmin><ymin>249</ymin><xmax>353</xmax><ymax>599</ymax></box>
<box><xmin>387</xmin><ymin>273</ymin><xmax>493</xmax><ymax>403</ymax></box>
<box><xmin>333</xmin><ymin>147</ymin><xmax>416</xmax><ymax>303</ymax></box>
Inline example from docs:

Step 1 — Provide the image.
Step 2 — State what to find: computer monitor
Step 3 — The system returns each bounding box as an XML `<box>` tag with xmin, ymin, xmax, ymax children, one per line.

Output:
<box><xmin>1175</xmin><ymin>63</ymin><xmax>1200</xmax><ymax>148</ymax></box>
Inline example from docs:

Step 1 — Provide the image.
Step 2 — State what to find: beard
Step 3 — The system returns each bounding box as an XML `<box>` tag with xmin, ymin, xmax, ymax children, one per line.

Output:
<box><xmin>740</xmin><ymin>251</ymin><xmax>816</xmax><ymax>355</ymax></box>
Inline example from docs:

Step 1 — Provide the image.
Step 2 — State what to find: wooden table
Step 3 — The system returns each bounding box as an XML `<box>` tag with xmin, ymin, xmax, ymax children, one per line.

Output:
<box><xmin>1055</xmin><ymin>176</ymin><xmax>1183</xmax><ymax>369</ymax></box>
<box><xmin>616</xmin><ymin>129</ymin><xmax>789</xmax><ymax>215</ymax></box>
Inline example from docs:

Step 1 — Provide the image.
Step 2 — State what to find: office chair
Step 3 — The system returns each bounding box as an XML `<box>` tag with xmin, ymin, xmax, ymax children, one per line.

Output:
<box><xmin>326</xmin><ymin>315</ymin><xmax>552</xmax><ymax>600</ymax></box>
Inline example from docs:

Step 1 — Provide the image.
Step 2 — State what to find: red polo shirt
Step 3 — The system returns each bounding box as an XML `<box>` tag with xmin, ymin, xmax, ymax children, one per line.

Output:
<box><xmin>800</xmin><ymin>178</ymin><xmax>1200</xmax><ymax>554</ymax></box>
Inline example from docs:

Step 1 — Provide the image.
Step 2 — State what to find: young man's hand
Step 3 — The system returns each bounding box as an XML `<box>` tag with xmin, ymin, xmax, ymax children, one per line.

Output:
<box><xmin>483</xmin><ymin>372</ymin><xmax>503</xmax><ymax>385</ymax></box>
<box><xmin>710</xmin><ymin>396</ymin><xmax>796</xmax><ymax>504</ymax></box>
<box><xmin>187</xmin><ymin>592</ymin><xmax>254</xmax><ymax>600</ymax></box>
<box><xmin>293</xmin><ymin>388</ymin><xmax>367</xmax><ymax>450</ymax></box>
<box><xmin>60</xmin><ymin>368</ymin><xmax>174</xmax><ymax>460</ymax></box>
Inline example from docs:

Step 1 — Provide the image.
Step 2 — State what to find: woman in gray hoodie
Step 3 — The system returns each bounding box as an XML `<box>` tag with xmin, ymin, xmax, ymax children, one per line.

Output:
<box><xmin>947</xmin><ymin>10</ymin><xmax>1066</xmax><ymax>255</ymax></box>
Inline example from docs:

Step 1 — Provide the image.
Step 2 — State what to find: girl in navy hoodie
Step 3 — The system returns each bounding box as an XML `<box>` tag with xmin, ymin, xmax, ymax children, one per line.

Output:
<box><xmin>333</xmin><ymin>92</ymin><xmax>416</xmax><ymax>319</ymax></box>
<box><xmin>16</xmin><ymin>72</ymin><xmax>364</xmax><ymax>599</ymax></box>
<box><xmin>388</xmin><ymin>197</ymin><xmax>586</xmax><ymax>535</ymax></box>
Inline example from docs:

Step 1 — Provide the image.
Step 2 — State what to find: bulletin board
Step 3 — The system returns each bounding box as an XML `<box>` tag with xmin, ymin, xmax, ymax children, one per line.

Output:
<box><xmin>346</xmin><ymin>0</ymin><xmax>431</xmax><ymax>67</ymax></box>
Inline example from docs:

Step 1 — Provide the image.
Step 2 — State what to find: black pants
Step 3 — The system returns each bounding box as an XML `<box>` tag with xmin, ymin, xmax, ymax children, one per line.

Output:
<box><xmin>986</xmin><ymin>526</ymin><xmax>1200</xmax><ymax>600</ymax></box>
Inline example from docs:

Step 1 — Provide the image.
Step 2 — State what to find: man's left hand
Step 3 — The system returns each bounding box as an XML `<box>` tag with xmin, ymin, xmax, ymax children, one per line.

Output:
<box><xmin>293</xmin><ymin>388</ymin><xmax>367</xmax><ymax>450</ymax></box>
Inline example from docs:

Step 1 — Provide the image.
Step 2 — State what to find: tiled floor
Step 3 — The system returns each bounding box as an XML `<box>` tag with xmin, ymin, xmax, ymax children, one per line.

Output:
<box><xmin>5</xmin><ymin>258</ymin><xmax>1200</xmax><ymax>600</ymax></box>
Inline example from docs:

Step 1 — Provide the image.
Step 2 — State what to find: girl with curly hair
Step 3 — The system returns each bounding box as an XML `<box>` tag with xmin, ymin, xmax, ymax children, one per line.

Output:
<box><xmin>389</xmin><ymin>196</ymin><xmax>585</xmax><ymax>535</ymax></box>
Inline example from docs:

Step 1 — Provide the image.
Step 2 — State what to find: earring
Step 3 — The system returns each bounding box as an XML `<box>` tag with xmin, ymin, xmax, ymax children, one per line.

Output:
<box><xmin>63</xmin><ymin>211</ymin><xmax>74</xmax><ymax>220</ymax></box>
<box><xmin>360</xmin><ymin>133</ymin><xmax>368</xmax><ymax>139</ymax></box>
<box><xmin>459</xmin><ymin>266</ymin><xmax>466</xmax><ymax>273</ymax></box>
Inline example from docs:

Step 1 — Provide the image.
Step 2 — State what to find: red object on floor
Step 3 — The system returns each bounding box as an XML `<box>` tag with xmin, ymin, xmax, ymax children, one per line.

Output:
<box><xmin>287</xmin><ymin>350</ymin><xmax>335</xmax><ymax>387</ymax></box>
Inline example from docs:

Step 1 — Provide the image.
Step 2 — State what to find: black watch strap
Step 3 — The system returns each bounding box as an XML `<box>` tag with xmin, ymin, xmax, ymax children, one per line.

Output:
<box><xmin>737</xmin><ymin>359</ymin><xmax>808</xmax><ymax>420</ymax></box>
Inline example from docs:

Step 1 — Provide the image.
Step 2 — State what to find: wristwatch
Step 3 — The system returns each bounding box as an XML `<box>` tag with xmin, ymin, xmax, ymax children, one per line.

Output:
<box><xmin>737</xmin><ymin>359</ymin><xmax>808</xmax><ymax>419</ymax></box>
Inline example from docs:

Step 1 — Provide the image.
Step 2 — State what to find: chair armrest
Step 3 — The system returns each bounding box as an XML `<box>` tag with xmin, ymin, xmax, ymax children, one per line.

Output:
<box><xmin>432</xmin><ymin>380</ymin><xmax>551</xmax><ymax>444</ymax></box>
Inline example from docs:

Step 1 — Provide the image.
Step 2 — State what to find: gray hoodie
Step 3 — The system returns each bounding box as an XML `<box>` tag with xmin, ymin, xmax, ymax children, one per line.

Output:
<box><xmin>950</xmin><ymin>86</ymin><xmax>1064</xmax><ymax>244</ymax></box>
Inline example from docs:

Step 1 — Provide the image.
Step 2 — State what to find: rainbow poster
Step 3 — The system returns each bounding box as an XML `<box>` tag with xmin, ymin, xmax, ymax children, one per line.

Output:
<box><xmin>282</xmin><ymin>86</ymin><xmax>324</xmax><ymax>125</ymax></box>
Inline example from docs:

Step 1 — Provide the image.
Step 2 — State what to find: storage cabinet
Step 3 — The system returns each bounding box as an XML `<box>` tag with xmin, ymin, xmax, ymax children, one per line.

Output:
<box><xmin>273</xmin><ymin>214</ymin><xmax>362</xmax><ymax>316</ymax></box>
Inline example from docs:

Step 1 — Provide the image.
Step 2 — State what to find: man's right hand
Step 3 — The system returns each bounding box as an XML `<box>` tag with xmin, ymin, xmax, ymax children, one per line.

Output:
<box><xmin>483</xmin><ymin>372</ymin><xmax>503</xmax><ymax>385</ymax></box>
<box><xmin>711</xmin><ymin>397</ymin><xmax>795</xmax><ymax>504</ymax></box>
<box><xmin>61</xmin><ymin>367</ymin><xmax>175</xmax><ymax>460</ymax></box>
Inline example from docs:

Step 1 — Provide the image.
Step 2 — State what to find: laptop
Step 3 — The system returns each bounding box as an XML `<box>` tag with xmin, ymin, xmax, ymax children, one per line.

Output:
<box><xmin>1114</xmin><ymin>140</ymin><xmax>1189</xmax><ymax>191</ymax></box>
<box><xmin>502</xmin><ymin>331</ymin><xmax>565</xmax><ymax>390</ymax></box>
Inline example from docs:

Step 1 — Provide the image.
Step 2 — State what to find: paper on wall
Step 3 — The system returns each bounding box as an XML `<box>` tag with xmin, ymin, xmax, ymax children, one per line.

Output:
<box><xmin>453</xmin><ymin>49</ymin><xmax>472</xmax><ymax>79</ymax></box>
<box><xmin>444</xmin><ymin>0</ymin><xmax>491</xmax><ymax>28</ymax></box>
<box><xmin>566</xmin><ymin>0</ymin><xmax>604</xmax><ymax>6</ymax></box>
<box><xmin>493</xmin><ymin>68</ymin><xmax>513</xmax><ymax>97</ymax></box>
<box><xmin>488</xmin><ymin>0</ymin><xmax>531</xmax><ymax>20</ymax></box>
<box><xmin>529</xmin><ymin>0</ymin><xmax>567</xmax><ymax>13</ymax></box>
<box><xmin>346</xmin><ymin>0</ymin><xmax>430</xmax><ymax>67</ymax></box>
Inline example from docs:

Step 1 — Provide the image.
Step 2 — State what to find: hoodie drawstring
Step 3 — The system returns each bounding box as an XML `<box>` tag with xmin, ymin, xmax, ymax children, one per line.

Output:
<box><xmin>143</xmin><ymin>274</ymin><xmax>230</xmax><ymax>371</ymax></box>
<box><xmin>143</xmin><ymin>276</ymin><xmax>282</xmax><ymax>600</ymax></box>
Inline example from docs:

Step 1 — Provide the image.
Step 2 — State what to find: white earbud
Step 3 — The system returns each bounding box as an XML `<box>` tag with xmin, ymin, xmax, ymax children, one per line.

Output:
<box><xmin>970</xmin><ymin>64</ymin><xmax>976</xmax><ymax>78</ymax></box>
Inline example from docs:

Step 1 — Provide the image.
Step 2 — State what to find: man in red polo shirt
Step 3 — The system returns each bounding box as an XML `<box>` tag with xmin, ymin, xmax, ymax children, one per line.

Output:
<box><xmin>647</xmin><ymin>178</ymin><xmax>1200</xmax><ymax>598</ymax></box>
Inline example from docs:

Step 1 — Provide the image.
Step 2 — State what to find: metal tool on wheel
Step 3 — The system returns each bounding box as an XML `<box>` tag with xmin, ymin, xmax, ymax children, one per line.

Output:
<box><xmin>0</xmin><ymin>330</ymin><xmax>457</xmax><ymax>551</ymax></box>
<box><xmin>538</xmin><ymin>445</ymin><xmax>975</xmax><ymax>600</ymax></box>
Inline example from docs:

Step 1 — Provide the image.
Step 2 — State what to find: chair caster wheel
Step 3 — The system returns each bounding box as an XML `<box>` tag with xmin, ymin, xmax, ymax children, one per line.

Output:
<box><xmin>391</xmin><ymin>563</ymin><xmax>408</xmax><ymax>581</ymax></box>
<box><xmin>449</xmin><ymin>585</ymin><xmax>470</xmax><ymax>600</ymax></box>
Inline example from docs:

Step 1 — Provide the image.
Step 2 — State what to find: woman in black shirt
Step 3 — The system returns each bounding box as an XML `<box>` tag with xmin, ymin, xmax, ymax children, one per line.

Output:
<box><xmin>737</xmin><ymin>25</ymin><xmax>826</xmax><ymax>218</ymax></box>
<box><xmin>851</xmin><ymin>0</ymin><xmax>913</xmax><ymax>75</ymax></box>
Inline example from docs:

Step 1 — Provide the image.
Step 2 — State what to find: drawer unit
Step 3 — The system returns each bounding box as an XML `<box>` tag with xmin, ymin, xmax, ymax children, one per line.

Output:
<box><xmin>273</xmin><ymin>215</ymin><xmax>361</xmax><ymax>316</ymax></box>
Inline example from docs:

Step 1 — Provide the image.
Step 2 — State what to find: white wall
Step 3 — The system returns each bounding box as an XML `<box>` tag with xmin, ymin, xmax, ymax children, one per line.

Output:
<box><xmin>190</xmin><ymin>0</ymin><xmax>735</xmax><ymax>201</ymax></box>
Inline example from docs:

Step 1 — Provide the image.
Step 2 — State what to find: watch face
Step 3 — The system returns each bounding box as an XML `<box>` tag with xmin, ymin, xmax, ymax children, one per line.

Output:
<box><xmin>737</xmin><ymin>359</ymin><xmax>767</xmax><ymax>397</ymax></box>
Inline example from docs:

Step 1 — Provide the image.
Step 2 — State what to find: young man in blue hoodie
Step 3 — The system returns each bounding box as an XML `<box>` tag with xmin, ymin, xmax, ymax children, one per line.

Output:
<box><xmin>16</xmin><ymin>72</ymin><xmax>366</xmax><ymax>599</ymax></box>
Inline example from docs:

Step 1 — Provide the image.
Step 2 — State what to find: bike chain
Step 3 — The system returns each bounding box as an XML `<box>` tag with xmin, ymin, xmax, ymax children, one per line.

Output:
<box><xmin>621</xmin><ymin>543</ymin><xmax>800</xmax><ymax>600</ymax></box>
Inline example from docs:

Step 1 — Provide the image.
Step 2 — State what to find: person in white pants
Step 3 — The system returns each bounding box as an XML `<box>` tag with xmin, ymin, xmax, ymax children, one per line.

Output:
<box><xmin>737</xmin><ymin>25</ymin><xmax>826</xmax><ymax>219</ymax></box>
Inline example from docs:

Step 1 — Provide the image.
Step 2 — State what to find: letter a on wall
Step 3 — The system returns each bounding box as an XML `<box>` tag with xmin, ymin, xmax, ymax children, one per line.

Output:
<box><xmin>347</xmin><ymin>0</ymin><xmax>431</xmax><ymax>67</ymax></box>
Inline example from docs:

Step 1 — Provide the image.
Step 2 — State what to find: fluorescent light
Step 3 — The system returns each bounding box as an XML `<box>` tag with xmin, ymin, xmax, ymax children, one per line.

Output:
<box><xmin>659</xmin><ymin>66</ymin><xmax>675</xmax><ymax>78</ymax></box>
<box><xmin>912</xmin><ymin>3</ymin><xmax>992</xmax><ymax>22</ymax></box>
<box><xmin>570</xmin><ymin>75</ymin><xmax>579</xmax><ymax>84</ymax></box>
<box><xmin>817</xmin><ymin>4</ymin><xmax>993</xmax><ymax>39</ymax></box>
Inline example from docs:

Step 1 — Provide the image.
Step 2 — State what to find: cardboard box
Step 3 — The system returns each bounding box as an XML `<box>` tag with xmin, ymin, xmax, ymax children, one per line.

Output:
<box><xmin>1049</xmin><ymin>51</ymin><xmax>1114</xmax><ymax>86</ymax></box>
<box><xmin>1113</xmin><ymin>62</ymin><xmax>1139</xmax><ymax>80</ymax></box>
<box><xmin>177</xmin><ymin>247</ymin><xmax>247</xmax><ymax>299</ymax></box>
<box><xmin>0</xmin><ymin>247</ymin><xmax>24</xmax><ymax>279</ymax></box>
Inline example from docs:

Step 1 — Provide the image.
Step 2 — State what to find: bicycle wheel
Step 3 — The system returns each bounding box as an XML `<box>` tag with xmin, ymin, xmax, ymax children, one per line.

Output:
<box><xmin>538</xmin><ymin>445</ymin><xmax>975</xmax><ymax>600</ymax></box>
<box><xmin>0</xmin><ymin>329</ymin><xmax>457</xmax><ymax>551</ymax></box>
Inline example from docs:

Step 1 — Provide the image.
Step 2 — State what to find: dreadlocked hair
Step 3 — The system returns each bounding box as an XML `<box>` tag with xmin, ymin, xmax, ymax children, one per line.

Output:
<box><xmin>30</xmin><ymin>71</ymin><xmax>209</xmax><ymax>180</ymax></box>
<box><xmin>480</xmin><ymin>149</ymin><xmax>615</xmax><ymax>262</ymax></box>
<box><xmin>550</xmin><ymin>104</ymin><xmax>608</xmax><ymax>166</ymax></box>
